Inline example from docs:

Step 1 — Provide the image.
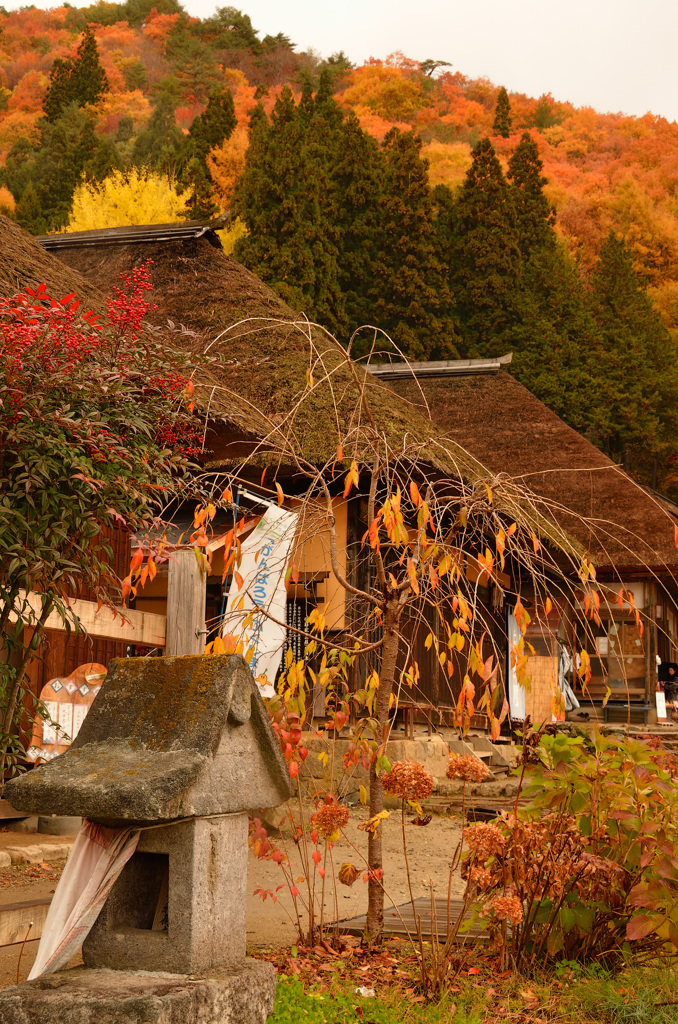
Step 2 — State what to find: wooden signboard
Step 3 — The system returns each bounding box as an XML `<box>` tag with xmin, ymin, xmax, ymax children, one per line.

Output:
<box><xmin>26</xmin><ymin>662</ymin><xmax>107</xmax><ymax>764</ymax></box>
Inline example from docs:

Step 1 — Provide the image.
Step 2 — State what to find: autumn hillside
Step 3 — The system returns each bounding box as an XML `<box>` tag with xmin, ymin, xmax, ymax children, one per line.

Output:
<box><xmin>0</xmin><ymin>3</ymin><xmax>677</xmax><ymax>327</ymax></box>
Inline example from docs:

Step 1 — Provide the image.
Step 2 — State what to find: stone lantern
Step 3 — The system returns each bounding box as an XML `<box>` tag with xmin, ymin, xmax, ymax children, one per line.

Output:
<box><xmin>0</xmin><ymin>653</ymin><xmax>292</xmax><ymax>1024</ymax></box>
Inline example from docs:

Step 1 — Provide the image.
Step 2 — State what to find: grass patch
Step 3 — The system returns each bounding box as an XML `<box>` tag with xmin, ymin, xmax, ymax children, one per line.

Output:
<box><xmin>270</xmin><ymin>976</ymin><xmax>482</xmax><ymax>1023</ymax></box>
<box><xmin>269</xmin><ymin>961</ymin><xmax>678</xmax><ymax>1024</ymax></box>
<box><xmin>568</xmin><ymin>961</ymin><xmax>678</xmax><ymax>1023</ymax></box>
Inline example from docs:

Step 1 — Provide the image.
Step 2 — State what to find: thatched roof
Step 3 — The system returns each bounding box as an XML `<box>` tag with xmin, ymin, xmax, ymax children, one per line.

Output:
<box><xmin>379</xmin><ymin>364</ymin><xmax>678</xmax><ymax>574</ymax></box>
<box><xmin>46</xmin><ymin>228</ymin><xmax>479</xmax><ymax>474</ymax></box>
<box><xmin>0</xmin><ymin>215</ymin><xmax>106</xmax><ymax>312</ymax></box>
<box><xmin>2</xmin><ymin>216</ymin><xmax>459</xmax><ymax>469</ymax></box>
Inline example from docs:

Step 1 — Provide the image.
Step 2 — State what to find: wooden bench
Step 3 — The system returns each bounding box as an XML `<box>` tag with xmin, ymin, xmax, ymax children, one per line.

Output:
<box><xmin>397</xmin><ymin>702</ymin><xmax>433</xmax><ymax>739</ymax></box>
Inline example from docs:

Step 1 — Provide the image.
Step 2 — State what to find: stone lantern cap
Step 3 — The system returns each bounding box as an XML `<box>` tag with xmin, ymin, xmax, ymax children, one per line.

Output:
<box><xmin>6</xmin><ymin>654</ymin><xmax>292</xmax><ymax>825</ymax></box>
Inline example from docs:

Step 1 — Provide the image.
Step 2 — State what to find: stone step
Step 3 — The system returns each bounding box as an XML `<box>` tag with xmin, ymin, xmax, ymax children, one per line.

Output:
<box><xmin>0</xmin><ymin>838</ymin><xmax>74</xmax><ymax>870</ymax></box>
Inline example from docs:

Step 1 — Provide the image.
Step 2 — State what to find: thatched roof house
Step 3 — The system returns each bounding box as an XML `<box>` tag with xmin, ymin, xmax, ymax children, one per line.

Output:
<box><xmin>369</xmin><ymin>358</ymin><xmax>678</xmax><ymax>718</ymax></box>
<box><xmin>6</xmin><ymin>216</ymin><xmax>674</xmax><ymax>722</ymax></box>
<box><xmin>370</xmin><ymin>358</ymin><xmax>678</xmax><ymax>576</ymax></box>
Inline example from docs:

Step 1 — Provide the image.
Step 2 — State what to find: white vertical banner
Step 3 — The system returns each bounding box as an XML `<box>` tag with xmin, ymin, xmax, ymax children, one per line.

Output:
<box><xmin>507</xmin><ymin>610</ymin><xmax>526</xmax><ymax>720</ymax></box>
<box><xmin>223</xmin><ymin>504</ymin><xmax>298</xmax><ymax>697</ymax></box>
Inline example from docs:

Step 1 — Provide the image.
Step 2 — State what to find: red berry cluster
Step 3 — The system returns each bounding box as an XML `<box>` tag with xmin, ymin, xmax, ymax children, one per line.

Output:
<box><xmin>2</xmin><ymin>265</ymin><xmax>199</xmax><ymax>463</ymax></box>
<box><xmin>106</xmin><ymin>260</ymin><xmax>157</xmax><ymax>341</ymax></box>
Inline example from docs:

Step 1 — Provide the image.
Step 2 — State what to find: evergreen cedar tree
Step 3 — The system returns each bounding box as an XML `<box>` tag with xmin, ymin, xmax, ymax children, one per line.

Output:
<box><xmin>132</xmin><ymin>98</ymin><xmax>184</xmax><ymax>173</ymax></box>
<box><xmin>233</xmin><ymin>79</ymin><xmax>346</xmax><ymax>337</ymax></box>
<box><xmin>179</xmin><ymin>88</ymin><xmax>237</xmax><ymax>218</ymax></box>
<box><xmin>234</xmin><ymin>70</ymin><xmax>456</xmax><ymax>357</ymax></box>
<box><xmin>507</xmin><ymin>132</ymin><xmax>556</xmax><ymax>257</ymax></box>
<box><xmin>493</xmin><ymin>86</ymin><xmax>512</xmax><ymax>138</ymax></box>
<box><xmin>11</xmin><ymin>107</ymin><xmax>120</xmax><ymax>235</ymax></box>
<box><xmin>587</xmin><ymin>231</ymin><xmax>678</xmax><ymax>474</ymax></box>
<box><xmin>444</xmin><ymin>136</ymin><xmax>522</xmax><ymax>354</ymax></box>
<box><xmin>43</xmin><ymin>26</ymin><xmax>109</xmax><ymax>122</ymax></box>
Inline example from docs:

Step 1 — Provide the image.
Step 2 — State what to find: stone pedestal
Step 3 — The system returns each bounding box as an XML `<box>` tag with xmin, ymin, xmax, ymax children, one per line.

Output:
<box><xmin>0</xmin><ymin>962</ymin><xmax>276</xmax><ymax>1024</ymax></box>
<box><xmin>84</xmin><ymin>815</ymin><xmax>248</xmax><ymax>975</ymax></box>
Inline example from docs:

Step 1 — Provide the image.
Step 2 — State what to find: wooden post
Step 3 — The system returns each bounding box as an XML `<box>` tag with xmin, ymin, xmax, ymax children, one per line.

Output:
<box><xmin>166</xmin><ymin>548</ymin><xmax>206</xmax><ymax>657</ymax></box>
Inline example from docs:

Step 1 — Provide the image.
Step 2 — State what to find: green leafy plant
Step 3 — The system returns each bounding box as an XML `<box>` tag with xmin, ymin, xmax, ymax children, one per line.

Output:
<box><xmin>465</xmin><ymin>731</ymin><xmax>678</xmax><ymax>970</ymax></box>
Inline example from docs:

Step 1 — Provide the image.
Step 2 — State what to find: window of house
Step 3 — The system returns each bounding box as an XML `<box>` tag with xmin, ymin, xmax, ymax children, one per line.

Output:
<box><xmin>576</xmin><ymin>617</ymin><xmax>646</xmax><ymax>696</ymax></box>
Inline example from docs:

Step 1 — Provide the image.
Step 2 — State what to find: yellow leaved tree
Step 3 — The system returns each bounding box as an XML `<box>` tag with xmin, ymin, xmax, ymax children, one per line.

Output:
<box><xmin>206</xmin><ymin>125</ymin><xmax>248</xmax><ymax>209</ymax></box>
<box><xmin>207</xmin><ymin>126</ymin><xmax>249</xmax><ymax>253</ymax></box>
<box><xmin>65</xmin><ymin>169</ymin><xmax>189</xmax><ymax>232</ymax></box>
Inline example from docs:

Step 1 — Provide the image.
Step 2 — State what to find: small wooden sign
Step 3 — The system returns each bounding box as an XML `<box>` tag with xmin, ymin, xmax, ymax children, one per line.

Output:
<box><xmin>26</xmin><ymin>663</ymin><xmax>107</xmax><ymax>763</ymax></box>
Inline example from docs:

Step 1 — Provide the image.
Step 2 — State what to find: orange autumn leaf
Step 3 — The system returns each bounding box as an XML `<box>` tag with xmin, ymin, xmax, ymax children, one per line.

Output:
<box><xmin>343</xmin><ymin>459</ymin><xmax>359</xmax><ymax>498</ymax></box>
<box><xmin>406</xmin><ymin>557</ymin><xmax>419</xmax><ymax>595</ymax></box>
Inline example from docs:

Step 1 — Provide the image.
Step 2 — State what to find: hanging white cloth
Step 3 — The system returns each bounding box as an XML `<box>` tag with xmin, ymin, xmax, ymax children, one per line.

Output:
<box><xmin>507</xmin><ymin>610</ymin><xmax>526</xmax><ymax>720</ymax></box>
<box><xmin>28</xmin><ymin>819</ymin><xmax>140</xmax><ymax>979</ymax></box>
<box><xmin>558</xmin><ymin>643</ymin><xmax>580</xmax><ymax>711</ymax></box>
<box><xmin>222</xmin><ymin>503</ymin><xmax>298</xmax><ymax>697</ymax></box>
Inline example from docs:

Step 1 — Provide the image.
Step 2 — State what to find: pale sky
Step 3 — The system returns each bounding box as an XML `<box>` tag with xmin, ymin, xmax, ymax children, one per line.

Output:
<box><xmin>10</xmin><ymin>0</ymin><xmax>678</xmax><ymax>123</ymax></box>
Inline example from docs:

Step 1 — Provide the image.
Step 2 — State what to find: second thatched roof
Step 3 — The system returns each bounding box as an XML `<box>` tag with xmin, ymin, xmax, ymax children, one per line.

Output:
<box><xmin>375</xmin><ymin>361</ymin><xmax>678</xmax><ymax>574</ymax></box>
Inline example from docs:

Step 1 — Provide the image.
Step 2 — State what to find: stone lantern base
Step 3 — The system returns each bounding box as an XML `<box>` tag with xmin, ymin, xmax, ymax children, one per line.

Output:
<box><xmin>0</xmin><ymin>961</ymin><xmax>276</xmax><ymax>1024</ymax></box>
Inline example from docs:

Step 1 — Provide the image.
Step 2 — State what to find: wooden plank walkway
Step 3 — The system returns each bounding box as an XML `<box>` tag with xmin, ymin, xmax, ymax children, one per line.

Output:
<box><xmin>337</xmin><ymin>896</ymin><xmax>487</xmax><ymax>942</ymax></box>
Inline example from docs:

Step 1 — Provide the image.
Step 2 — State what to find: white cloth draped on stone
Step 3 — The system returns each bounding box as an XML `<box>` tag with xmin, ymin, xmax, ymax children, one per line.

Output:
<box><xmin>28</xmin><ymin>819</ymin><xmax>140</xmax><ymax>979</ymax></box>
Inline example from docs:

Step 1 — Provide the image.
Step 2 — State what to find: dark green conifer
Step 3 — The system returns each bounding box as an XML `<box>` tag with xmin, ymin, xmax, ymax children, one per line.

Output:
<box><xmin>43</xmin><ymin>57</ymin><xmax>76</xmax><ymax>122</ymax></box>
<box><xmin>369</xmin><ymin>128</ymin><xmax>457</xmax><ymax>359</ymax></box>
<box><xmin>14</xmin><ymin>183</ymin><xmax>46</xmax><ymax>235</ymax></box>
<box><xmin>507</xmin><ymin>131</ymin><xmax>555</xmax><ymax>257</ymax></box>
<box><xmin>198</xmin><ymin>6</ymin><xmax>261</xmax><ymax>51</ymax></box>
<box><xmin>132</xmin><ymin>97</ymin><xmax>183</xmax><ymax>172</ymax></box>
<box><xmin>298</xmin><ymin>75</ymin><xmax>315</xmax><ymax>123</ymax></box>
<box><xmin>188</xmin><ymin>88</ymin><xmax>236</xmax><ymax>160</ymax></box>
<box><xmin>85</xmin><ymin>133</ymin><xmax>122</xmax><ymax>181</ymax></box>
<box><xmin>313</xmin><ymin>68</ymin><xmax>343</xmax><ymax>129</ymax></box>
<box><xmin>43</xmin><ymin>26</ymin><xmax>108</xmax><ymax>121</ymax></box>
<box><xmin>116</xmin><ymin>115</ymin><xmax>134</xmax><ymax>143</ymax></box>
<box><xmin>35</xmin><ymin>107</ymin><xmax>99</xmax><ymax>228</ymax></box>
<box><xmin>492</xmin><ymin>86</ymin><xmax>511</xmax><ymax>138</ymax></box>
<box><xmin>509</xmin><ymin>245</ymin><xmax>602</xmax><ymax>437</ymax></box>
<box><xmin>180</xmin><ymin>88</ymin><xmax>236</xmax><ymax>218</ymax></box>
<box><xmin>234</xmin><ymin>86</ymin><xmax>345</xmax><ymax>334</ymax></box>
<box><xmin>331</xmin><ymin>111</ymin><xmax>386</xmax><ymax>348</ymax></box>
<box><xmin>587</xmin><ymin>231</ymin><xmax>678</xmax><ymax>475</ymax></box>
<box><xmin>72</xmin><ymin>26</ymin><xmax>108</xmax><ymax>107</ymax></box>
<box><xmin>447</xmin><ymin>137</ymin><xmax>522</xmax><ymax>354</ymax></box>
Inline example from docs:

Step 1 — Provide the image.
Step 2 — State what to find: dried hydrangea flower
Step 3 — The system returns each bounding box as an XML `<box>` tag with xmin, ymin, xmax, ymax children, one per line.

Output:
<box><xmin>446</xmin><ymin>753</ymin><xmax>491</xmax><ymax>783</ymax></box>
<box><xmin>311</xmin><ymin>803</ymin><xmax>350</xmax><ymax>841</ymax></box>
<box><xmin>483</xmin><ymin>893</ymin><xmax>523</xmax><ymax>925</ymax></box>
<box><xmin>382</xmin><ymin>760</ymin><xmax>434</xmax><ymax>801</ymax></box>
<box><xmin>470</xmin><ymin>866</ymin><xmax>494</xmax><ymax>889</ymax></box>
<box><xmin>462</xmin><ymin>822</ymin><xmax>506</xmax><ymax>858</ymax></box>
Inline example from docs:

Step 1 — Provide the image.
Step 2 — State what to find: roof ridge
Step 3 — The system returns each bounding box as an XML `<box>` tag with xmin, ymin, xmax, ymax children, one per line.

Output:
<box><xmin>367</xmin><ymin>354</ymin><xmax>513</xmax><ymax>379</ymax></box>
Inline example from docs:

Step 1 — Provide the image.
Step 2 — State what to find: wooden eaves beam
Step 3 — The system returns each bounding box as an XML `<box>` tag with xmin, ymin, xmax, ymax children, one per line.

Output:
<box><xmin>17</xmin><ymin>593</ymin><xmax>166</xmax><ymax>648</ymax></box>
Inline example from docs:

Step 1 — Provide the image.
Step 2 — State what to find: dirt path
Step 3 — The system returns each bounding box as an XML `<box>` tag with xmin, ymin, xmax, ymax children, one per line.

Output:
<box><xmin>0</xmin><ymin>807</ymin><xmax>466</xmax><ymax>984</ymax></box>
<box><xmin>246</xmin><ymin>805</ymin><xmax>465</xmax><ymax>949</ymax></box>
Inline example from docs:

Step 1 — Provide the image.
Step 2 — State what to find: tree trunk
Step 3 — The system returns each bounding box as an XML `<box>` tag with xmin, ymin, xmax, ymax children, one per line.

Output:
<box><xmin>365</xmin><ymin>597</ymin><xmax>401</xmax><ymax>942</ymax></box>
